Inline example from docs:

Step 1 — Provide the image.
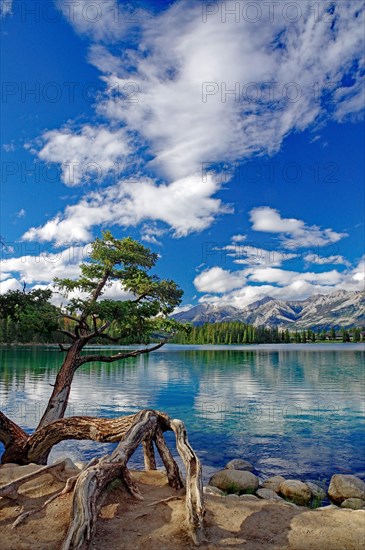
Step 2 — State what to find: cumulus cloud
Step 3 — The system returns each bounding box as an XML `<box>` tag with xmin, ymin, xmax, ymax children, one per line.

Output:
<box><xmin>249</xmin><ymin>207</ymin><xmax>347</xmax><ymax>248</ymax></box>
<box><xmin>37</xmin><ymin>125</ymin><xmax>130</xmax><ymax>186</ymax></box>
<box><xmin>0</xmin><ymin>245</ymin><xmax>88</xmax><ymax>286</ymax></box>
<box><xmin>194</xmin><ymin>267</ymin><xmax>246</xmax><ymax>294</ymax></box>
<box><xmin>194</xmin><ymin>257</ymin><xmax>365</xmax><ymax>309</ymax></box>
<box><xmin>27</xmin><ymin>0</ymin><xmax>364</xmax><ymax>244</ymax></box>
<box><xmin>22</xmin><ymin>175</ymin><xmax>230</xmax><ymax>246</ymax></box>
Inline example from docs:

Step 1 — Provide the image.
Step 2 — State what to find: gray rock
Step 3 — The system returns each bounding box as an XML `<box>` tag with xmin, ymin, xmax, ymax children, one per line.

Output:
<box><xmin>203</xmin><ymin>485</ymin><xmax>224</xmax><ymax>497</ymax></box>
<box><xmin>225</xmin><ymin>493</ymin><xmax>240</xmax><ymax>501</ymax></box>
<box><xmin>340</xmin><ymin>498</ymin><xmax>365</xmax><ymax>510</ymax></box>
<box><xmin>256</xmin><ymin>488</ymin><xmax>283</xmax><ymax>501</ymax></box>
<box><xmin>305</xmin><ymin>481</ymin><xmax>326</xmax><ymax>501</ymax></box>
<box><xmin>316</xmin><ymin>505</ymin><xmax>339</xmax><ymax>510</ymax></box>
<box><xmin>262</xmin><ymin>475</ymin><xmax>286</xmax><ymax>493</ymax></box>
<box><xmin>209</xmin><ymin>469</ymin><xmax>259</xmax><ymax>494</ymax></box>
<box><xmin>225</xmin><ymin>459</ymin><xmax>254</xmax><ymax>472</ymax></box>
<box><xmin>328</xmin><ymin>475</ymin><xmax>365</xmax><ymax>504</ymax></box>
<box><xmin>279</xmin><ymin>479</ymin><xmax>312</xmax><ymax>505</ymax></box>
<box><xmin>239</xmin><ymin>494</ymin><xmax>260</xmax><ymax>501</ymax></box>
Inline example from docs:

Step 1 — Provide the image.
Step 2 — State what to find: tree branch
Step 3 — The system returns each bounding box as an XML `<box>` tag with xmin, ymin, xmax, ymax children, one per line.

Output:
<box><xmin>91</xmin><ymin>269</ymin><xmax>111</xmax><ymax>304</ymax></box>
<box><xmin>133</xmin><ymin>290</ymin><xmax>152</xmax><ymax>304</ymax></box>
<box><xmin>58</xmin><ymin>344</ymin><xmax>71</xmax><ymax>353</ymax></box>
<box><xmin>78</xmin><ymin>341</ymin><xmax>165</xmax><ymax>365</ymax></box>
<box><xmin>58</xmin><ymin>314</ymin><xmax>80</xmax><ymax>324</ymax></box>
<box><xmin>56</xmin><ymin>328</ymin><xmax>76</xmax><ymax>340</ymax></box>
<box><xmin>0</xmin><ymin>411</ymin><xmax>27</xmax><ymax>448</ymax></box>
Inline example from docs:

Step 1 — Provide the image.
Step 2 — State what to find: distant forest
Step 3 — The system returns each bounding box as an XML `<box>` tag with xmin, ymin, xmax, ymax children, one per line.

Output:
<box><xmin>171</xmin><ymin>321</ymin><xmax>364</xmax><ymax>345</ymax></box>
<box><xmin>0</xmin><ymin>289</ymin><xmax>363</xmax><ymax>345</ymax></box>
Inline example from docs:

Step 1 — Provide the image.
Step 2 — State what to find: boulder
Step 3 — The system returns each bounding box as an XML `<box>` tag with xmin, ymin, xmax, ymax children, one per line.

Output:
<box><xmin>263</xmin><ymin>475</ymin><xmax>286</xmax><ymax>493</ymax></box>
<box><xmin>279</xmin><ymin>480</ymin><xmax>312</xmax><ymax>505</ymax></box>
<box><xmin>328</xmin><ymin>475</ymin><xmax>365</xmax><ymax>504</ymax></box>
<box><xmin>225</xmin><ymin>459</ymin><xmax>254</xmax><ymax>472</ymax></box>
<box><xmin>239</xmin><ymin>494</ymin><xmax>260</xmax><ymax>501</ymax></box>
<box><xmin>203</xmin><ymin>485</ymin><xmax>224</xmax><ymax>497</ymax></box>
<box><xmin>225</xmin><ymin>494</ymin><xmax>240</xmax><ymax>501</ymax></box>
<box><xmin>209</xmin><ymin>469</ymin><xmax>259</xmax><ymax>494</ymax></box>
<box><xmin>340</xmin><ymin>498</ymin><xmax>365</xmax><ymax>510</ymax></box>
<box><xmin>305</xmin><ymin>481</ymin><xmax>326</xmax><ymax>501</ymax></box>
<box><xmin>256</xmin><ymin>488</ymin><xmax>283</xmax><ymax>501</ymax></box>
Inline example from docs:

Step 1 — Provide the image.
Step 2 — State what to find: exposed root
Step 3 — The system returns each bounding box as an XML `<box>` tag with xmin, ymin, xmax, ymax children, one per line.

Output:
<box><xmin>2</xmin><ymin>410</ymin><xmax>204</xmax><ymax>550</ymax></box>
<box><xmin>0</xmin><ymin>459</ymin><xmax>80</xmax><ymax>500</ymax></box>
<box><xmin>12</xmin><ymin>473</ymin><xmax>79</xmax><ymax>528</ymax></box>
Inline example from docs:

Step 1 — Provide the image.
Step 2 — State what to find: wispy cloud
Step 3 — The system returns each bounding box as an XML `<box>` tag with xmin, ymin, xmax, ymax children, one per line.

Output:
<box><xmin>29</xmin><ymin>0</ymin><xmax>364</xmax><ymax>245</ymax></box>
<box><xmin>55</xmin><ymin>0</ymin><xmax>136</xmax><ymax>42</ymax></box>
<box><xmin>0</xmin><ymin>0</ymin><xmax>13</xmax><ymax>18</ymax></box>
<box><xmin>249</xmin><ymin>207</ymin><xmax>347</xmax><ymax>248</ymax></box>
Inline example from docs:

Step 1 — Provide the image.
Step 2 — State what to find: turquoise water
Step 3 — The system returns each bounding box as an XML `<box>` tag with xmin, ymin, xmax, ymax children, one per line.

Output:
<box><xmin>0</xmin><ymin>344</ymin><xmax>364</xmax><ymax>482</ymax></box>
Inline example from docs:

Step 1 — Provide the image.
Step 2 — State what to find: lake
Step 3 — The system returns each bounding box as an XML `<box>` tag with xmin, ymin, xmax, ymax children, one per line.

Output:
<box><xmin>0</xmin><ymin>344</ymin><xmax>364</xmax><ymax>483</ymax></box>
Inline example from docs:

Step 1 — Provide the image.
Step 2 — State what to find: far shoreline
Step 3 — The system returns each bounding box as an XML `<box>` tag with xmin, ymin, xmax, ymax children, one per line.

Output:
<box><xmin>1</xmin><ymin>342</ymin><xmax>364</xmax><ymax>351</ymax></box>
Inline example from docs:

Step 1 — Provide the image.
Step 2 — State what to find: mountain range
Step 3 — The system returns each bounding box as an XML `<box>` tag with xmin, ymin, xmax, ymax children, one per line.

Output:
<box><xmin>172</xmin><ymin>290</ymin><xmax>365</xmax><ymax>330</ymax></box>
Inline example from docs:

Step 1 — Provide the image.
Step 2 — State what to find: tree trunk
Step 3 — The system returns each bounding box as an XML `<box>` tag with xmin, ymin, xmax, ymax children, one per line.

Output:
<box><xmin>36</xmin><ymin>341</ymin><xmax>84</xmax><ymax>430</ymax></box>
<box><xmin>0</xmin><ymin>409</ymin><xmax>205</xmax><ymax>548</ymax></box>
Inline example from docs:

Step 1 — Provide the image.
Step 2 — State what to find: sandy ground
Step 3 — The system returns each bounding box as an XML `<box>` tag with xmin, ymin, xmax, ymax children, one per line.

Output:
<box><xmin>0</xmin><ymin>465</ymin><xmax>364</xmax><ymax>550</ymax></box>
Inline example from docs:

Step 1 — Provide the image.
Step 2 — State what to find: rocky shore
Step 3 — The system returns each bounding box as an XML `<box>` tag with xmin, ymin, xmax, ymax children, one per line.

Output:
<box><xmin>205</xmin><ymin>458</ymin><xmax>365</xmax><ymax>510</ymax></box>
<box><xmin>0</xmin><ymin>459</ymin><xmax>364</xmax><ymax>549</ymax></box>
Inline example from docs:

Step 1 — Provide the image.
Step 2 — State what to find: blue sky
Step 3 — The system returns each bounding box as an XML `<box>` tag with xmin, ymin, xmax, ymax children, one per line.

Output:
<box><xmin>1</xmin><ymin>0</ymin><xmax>364</xmax><ymax>309</ymax></box>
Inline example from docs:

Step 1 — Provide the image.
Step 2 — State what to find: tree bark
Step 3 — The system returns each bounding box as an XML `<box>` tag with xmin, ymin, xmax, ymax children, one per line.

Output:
<box><xmin>0</xmin><ymin>409</ymin><xmax>204</xmax><ymax>548</ymax></box>
<box><xmin>36</xmin><ymin>341</ymin><xmax>84</xmax><ymax>430</ymax></box>
<box><xmin>36</xmin><ymin>340</ymin><xmax>165</xmax><ymax>434</ymax></box>
<box><xmin>61</xmin><ymin>410</ymin><xmax>203</xmax><ymax>550</ymax></box>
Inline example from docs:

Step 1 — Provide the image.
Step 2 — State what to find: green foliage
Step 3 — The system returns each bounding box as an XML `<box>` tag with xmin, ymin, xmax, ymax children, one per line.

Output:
<box><xmin>54</xmin><ymin>231</ymin><xmax>184</xmax><ymax>343</ymax></box>
<box><xmin>0</xmin><ymin>232</ymin><xmax>186</xmax><ymax>345</ymax></box>
<box><xmin>172</xmin><ymin>321</ymin><xmax>364</xmax><ymax>345</ymax></box>
<box><xmin>0</xmin><ymin>289</ymin><xmax>58</xmax><ymax>343</ymax></box>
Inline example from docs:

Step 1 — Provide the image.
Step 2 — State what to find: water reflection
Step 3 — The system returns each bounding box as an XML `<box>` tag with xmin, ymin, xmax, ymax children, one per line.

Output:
<box><xmin>0</xmin><ymin>345</ymin><xmax>364</xmax><ymax>481</ymax></box>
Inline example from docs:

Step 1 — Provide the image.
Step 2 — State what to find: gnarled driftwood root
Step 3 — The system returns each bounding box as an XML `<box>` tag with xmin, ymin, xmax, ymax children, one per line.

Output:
<box><xmin>61</xmin><ymin>409</ymin><xmax>204</xmax><ymax>549</ymax></box>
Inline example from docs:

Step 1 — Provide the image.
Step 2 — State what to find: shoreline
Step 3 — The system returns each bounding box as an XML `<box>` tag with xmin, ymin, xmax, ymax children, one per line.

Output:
<box><xmin>1</xmin><ymin>462</ymin><xmax>364</xmax><ymax>550</ymax></box>
<box><xmin>1</xmin><ymin>342</ymin><xmax>364</xmax><ymax>350</ymax></box>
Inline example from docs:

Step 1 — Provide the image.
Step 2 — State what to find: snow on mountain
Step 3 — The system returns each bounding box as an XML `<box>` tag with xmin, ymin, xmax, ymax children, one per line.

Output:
<box><xmin>172</xmin><ymin>290</ymin><xmax>365</xmax><ymax>329</ymax></box>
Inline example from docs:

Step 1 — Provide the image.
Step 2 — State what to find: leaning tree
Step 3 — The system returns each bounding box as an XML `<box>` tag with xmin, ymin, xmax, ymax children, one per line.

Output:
<box><xmin>0</xmin><ymin>231</ymin><xmax>204</xmax><ymax>548</ymax></box>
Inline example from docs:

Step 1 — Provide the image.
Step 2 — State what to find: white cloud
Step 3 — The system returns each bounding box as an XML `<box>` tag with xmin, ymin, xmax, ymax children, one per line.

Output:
<box><xmin>0</xmin><ymin>244</ymin><xmax>137</xmax><ymax>305</ymax></box>
<box><xmin>0</xmin><ymin>245</ymin><xmax>88</xmax><ymax>286</ymax></box>
<box><xmin>194</xmin><ymin>257</ymin><xmax>365</xmax><ymax>309</ymax></box>
<box><xmin>194</xmin><ymin>267</ymin><xmax>246</xmax><ymax>293</ymax></box>
<box><xmin>225</xmin><ymin>243</ymin><xmax>297</xmax><ymax>267</ymax></box>
<box><xmin>56</xmin><ymin>0</ymin><xmax>133</xmax><ymax>42</ymax></box>
<box><xmin>249</xmin><ymin>207</ymin><xmax>347</xmax><ymax>248</ymax></box>
<box><xmin>0</xmin><ymin>278</ymin><xmax>21</xmax><ymax>293</ymax></box>
<box><xmin>3</xmin><ymin>142</ymin><xmax>16</xmax><ymax>152</ymax></box>
<box><xmin>231</xmin><ymin>234</ymin><xmax>247</xmax><ymax>243</ymax></box>
<box><xmin>27</xmin><ymin>0</ymin><xmax>364</xmax><ymax>246</ymax></box>
<box><xmin>37</xmin><ymin>125</ymin><xmax>130</xmax><ymax>186</ymax></box>
<box><xmin>304</xmin><ymin>253</ymin><xmax>351</xmax><ymax>267</ymax></box>
<box><xmin>0</xmin><ymin>0</ymin><xmax>12</xmax><ymax>18</ymax></box>
<box><xmin>22</xmin><ymin>174</ymin><xmax>230</xmax><ymax>245</ymax></box>
<box><xmin>16</xmin><ymin>209</ymin><xmax>26</xmax><ymax>218</ymax></box>
<box><xmin>140</xmin><ymin>223</ymin><xmax>166</xmax><ymax>246</ymax></box>
<box><xmin>92</xmin><ymin>0</ymin><xmax>364</xmax><ymax>181</ymax></box>
<box><xmin>245</xmin><ymin>266</ymin><xmax>343</xmax><ymax>286</ymax></box>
